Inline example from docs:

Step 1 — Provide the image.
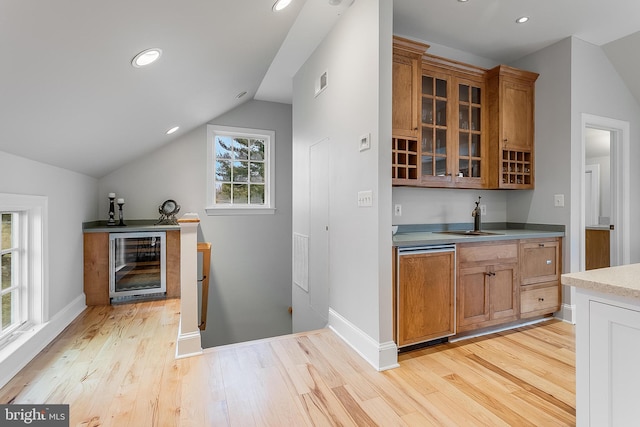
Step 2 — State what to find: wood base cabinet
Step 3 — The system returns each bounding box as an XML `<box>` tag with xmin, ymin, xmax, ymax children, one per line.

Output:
<box><xmin>83</xmin><ymin>230</ymin><xmax>180</xmax><ymax>305</ymax></box>
<box><xmin>396</xmin><ymin>247</ymin><xmax>455</xmax><ymax>347</ymax></box>
<box><xmin>519</xmin><ymin>238</ymin><xmax>561</xmax><ymax>318</ymax></box>
<box><xmin>457</xmin><ymin>242</ymin><xmax>519</xmax><ymax>333</ymax></box>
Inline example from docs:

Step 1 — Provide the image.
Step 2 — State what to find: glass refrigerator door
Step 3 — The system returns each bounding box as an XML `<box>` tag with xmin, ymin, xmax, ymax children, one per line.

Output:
<box><xmin>110</xmin><ymin>232</ymin><xmax>166</xmax><ymax>298</ymax></box>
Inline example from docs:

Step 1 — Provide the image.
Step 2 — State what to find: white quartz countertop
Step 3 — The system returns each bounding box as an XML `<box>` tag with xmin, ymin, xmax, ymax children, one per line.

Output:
<box><xmin>562</xmin><ymin>264</ymin><xmax>640</xmax><ymax>300</ymax></box>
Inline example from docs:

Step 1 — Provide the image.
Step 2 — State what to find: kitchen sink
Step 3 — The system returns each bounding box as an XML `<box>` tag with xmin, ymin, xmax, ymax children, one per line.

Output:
<box><xmin>436</xmin><ymin>230</ymin><xmax>503</xmax><ymax>236</ymax></box>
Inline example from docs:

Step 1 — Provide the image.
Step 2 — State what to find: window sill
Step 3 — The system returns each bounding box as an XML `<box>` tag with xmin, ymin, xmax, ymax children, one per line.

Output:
<box><xmin>205</xmin><ymin>207</ymin><xmax>276</xmax><ymax>216</ymax></box>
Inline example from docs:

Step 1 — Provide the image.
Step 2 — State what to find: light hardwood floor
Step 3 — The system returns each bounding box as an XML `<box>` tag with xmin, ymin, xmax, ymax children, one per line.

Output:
<box><xmin>0</xmin><ymin>299</ymin><xmax>575</xmax><ymax>426</ymax></box>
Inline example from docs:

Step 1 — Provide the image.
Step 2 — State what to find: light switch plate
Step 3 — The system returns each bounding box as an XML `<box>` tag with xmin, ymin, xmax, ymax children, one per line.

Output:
<box><xmin>359</xmin><ymin>133</ymin><xmax>371</xmax><ymax>151</ymax></box>
<box><xmin>358</xmin><ymin>190</ymin><xmax>373</xmax><ymax>207</ymax></box>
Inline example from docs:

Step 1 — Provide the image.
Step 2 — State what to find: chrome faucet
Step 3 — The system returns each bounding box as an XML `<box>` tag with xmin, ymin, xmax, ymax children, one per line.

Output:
<box><xmin>472</xmin><ymin>196</ymin><xmax>481</xmax><ymax>231</ymax></box>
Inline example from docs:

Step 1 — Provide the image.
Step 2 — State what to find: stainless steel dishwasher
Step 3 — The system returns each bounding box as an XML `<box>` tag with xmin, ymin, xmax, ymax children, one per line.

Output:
<box><xmin>396</xmin><ymin>244</ymin><xmax>456</xmax><ymax>349</ymax></box>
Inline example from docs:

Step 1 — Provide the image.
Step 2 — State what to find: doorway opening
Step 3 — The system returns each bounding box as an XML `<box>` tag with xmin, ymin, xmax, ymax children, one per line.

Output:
<box><xmin>580</xmin><ymin>114</ymin><xmax>630</xmax><ymax>272</ymax></box>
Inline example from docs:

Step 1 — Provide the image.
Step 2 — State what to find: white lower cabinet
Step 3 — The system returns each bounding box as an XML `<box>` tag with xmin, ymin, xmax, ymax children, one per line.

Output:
<box><xmin>576</xmin><ymin>288</ymin><xmax>640</xmax><ymax>426</ymax></box>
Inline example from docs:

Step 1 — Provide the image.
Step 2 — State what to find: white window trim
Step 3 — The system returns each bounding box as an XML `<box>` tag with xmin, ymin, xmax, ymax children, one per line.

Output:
<box><xmin>206</xmin><ymin>124</ymin><xmax>276</xmax><ymax>215</ymax></box>
<box><xmin>0</xmin><ymin>193</ymin><xmax>48</xmax><ymax>349</ymax></box>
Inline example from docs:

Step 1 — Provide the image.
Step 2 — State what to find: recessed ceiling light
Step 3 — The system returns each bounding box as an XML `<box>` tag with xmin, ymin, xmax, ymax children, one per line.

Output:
<box><xmin>272</xmin><ymin>0</ymin><xmax>292</xmax><ymax>11</ymax></box>
<box><xmin>516</xmin><ymin>16</ymin><xmax>530</xmax><ymax>24</ymax></box>
<box><xmin>457</xmin><ymin>0</ymin><xmax>469</xmax><ymax>2</ymax></box>
<box><xmin>132</xmin><ymin>48</ymin><xmax>162</xmax><ymax>68</ymax></box>
<box><xmin>166</xmin><ymin>126</ymin><xmax>180</xmax><ymax>135</ymax></box>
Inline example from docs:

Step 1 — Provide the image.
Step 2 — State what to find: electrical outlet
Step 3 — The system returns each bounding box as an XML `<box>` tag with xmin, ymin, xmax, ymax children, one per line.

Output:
<box><xmin>394</xmin><ymin>204</ymin><xmax>402</xmax><ymax>216</ymax></box>
<box><xmin>480</xmin><ymin>204</ymin><xmax>486</xmax><ymax>216</ymax></box>
<box><xmin>357</xmin><ymin>190</ymin><xmax>373</xmax><ymax>207</ymax></box>
<box><xmin>554</xmin><ymin>194</ymin><xmax>565</xmax><ymax>207</ymax></box>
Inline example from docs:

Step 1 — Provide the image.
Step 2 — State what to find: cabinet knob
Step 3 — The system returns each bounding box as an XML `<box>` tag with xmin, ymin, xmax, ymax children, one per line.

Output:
<box><xmin>546</xmin><ymin>260</ymin><xmax>552</xmax><ymax>265</ymax></box>
<box><xmin>538</xmin><ymin>297</ymin><xmax>545</xmax><ymax>302</ymax></box>
<box><xmin>538</xmin><ymin>243</ymin><xmax>545</xmax><ymax>247</ymax></box>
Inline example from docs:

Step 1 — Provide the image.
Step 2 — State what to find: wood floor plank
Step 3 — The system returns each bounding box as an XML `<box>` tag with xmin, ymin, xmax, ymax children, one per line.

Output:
<box><xmin>0</xmin><ymin>302</ymin><xmax>576</xmax><ymax>427</ymax></box>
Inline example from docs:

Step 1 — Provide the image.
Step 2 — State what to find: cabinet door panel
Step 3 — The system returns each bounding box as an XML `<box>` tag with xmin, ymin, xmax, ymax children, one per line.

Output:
<box><xmin>491</xmin><ymin>264</ymin><xmax>518</xmax><ymax>320</ymax></box>
<box><xmin>502</xmin><ymin>81</ymin><xmax>533</xmax><ymax>151</ymax></box>
<box><xmin>398</xmin><ymin>251</ymin><xmax>455</xmax><ymax>346</ymax></box>
<box><xmin>458</xmin><ymin>266</ymin><xmax>490</xmax><ymax>328</ymax></box>
<box><xmin>393</xmin><ymin>57</ymin><xmax>419</xmax><ymax>137</ymax></box>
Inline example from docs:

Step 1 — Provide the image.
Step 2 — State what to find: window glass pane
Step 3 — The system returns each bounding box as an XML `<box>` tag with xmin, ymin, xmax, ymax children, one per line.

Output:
<box><xmin>250</xmin><ymin>185</ymin><xmax>265</xmax><ymax>204</ymax></box>
<box><xmin>422</xmin><ymin>99</ymin><xmax>433</xmax><ymax>124</ymax></box>
<box><xmin>215</xmin><ymin>160</ymin><xmax>231</xmax><ymax>182</ymax></box>
<box><xmin>472</xmin><ymin>86</ymin><xmax>481</xmax><ymax>104</ymax></box>
<box><xmin>232</xmin><ymin>162</ymin><xmax>248</xmax><ymax>182</ymax></box>
<box><xmin>215</xmin><ymin>183</ymin><xmax>232</xmax><ymax>204</ymax></box>
<box><xmin>436</xmin><ymin>78</ymin><xmax>447</xmax><ymax>97</ymax></box>
<box><xmin>471</xmin><ymin>107</ymin><xmax>481</xmax><ymax>131</ymax></box>
<box><xmin>436</xmin><ymin>129</ymin><xmax>447</xmax><ymax>154</ymax></box>
<box><xmin>459</xmin><ymin>133</ymin><xmax>469</xmax><ymax>156</ymax></box>
<box><xmin>471</xmin><ymin>134</ymin><xmax>481</xmax><ymax>157</ymax></box>
<box><xmin>459</xmin><ymin>84</ymin><xmax>469</xmax><ymax>103</ymax></box>
<box><xmin>421</xmin><ymin>156</ymin><xmax>433</xmax><ymax>176</ymax></box>
<box><xmin>422</xmin><ymin>76</ymin><xmax>433</xmax><ymax>95</ymax></box>
<box><xmin>421</xmin><ymin>128</ymin><xmax>433</xmax><ymax>153</ymax></box>
<box><xmin>1</xmin><ymin>213</ymin><xmax>11</xmax><ymax>251</ymax></box>
<box><xmin>250</xmin><ymin>163</ymin><xmax>264</xmax><ymax>183</ymax></box>
<box><xmin>232</xmin><ymin>184</ymin><xmax>248</xmax><ymax>204</ymax></box>
<box><xmin>2</xmin><ymin>292</ymin><xmax>11</xmax><ymax>330</ymax></box>
<box><xmin>459</xmin><ymin>107</ymin><xmax>469</xmax><ymax>130</ymax></box>
<box><xmin>1</xmin><ymin>253</ymin><xmax>11</xmax><ymax>290</ymax></box>
<box><xmin>435</xmin><ymin>157</ymin><xmax>447</xmax><ymax>176</ymax></box>
<box><xmin>233</xmin><ymin>138</ymin><xmax>249</xmax><ymax>160</ymax></box>
<box><xmin>459</xmin><ymin>159</ymin><xmax>469</xmax><ymax>177</ymax></box>
<box><xmin>250</xmin><ymin>139</ymin><xmax>265</xmax><ymax>161</ymax></box>
<box><xmin>472</xmin><ymin>160</ymin><xmax>481</xmax><ymax>177</ymax></box>
<box><xmin>215</xmin><ymin>136</ymin><xmax>233</xmax><ymax>159</ymax></box>
<box><xmin>435</xmin><ymin>100</ymin><xmax>446</xmax><ymax>125</ymax></box>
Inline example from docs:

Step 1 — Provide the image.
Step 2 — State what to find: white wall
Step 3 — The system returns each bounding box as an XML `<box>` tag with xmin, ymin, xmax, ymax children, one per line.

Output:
<box><xmin>98</xmin><ymin>100</ymin><xmax>293</xmax><ymax>348</ymax></box>
<box><xmin>293</xmin><ymin>0</ymin><xmax>396</xmax><ymax>369</ymax></box>
<box><xmin>0</xmin><ymin>150</ymin><xmax>97</xmax><ymax>315</ymax></box>
<box><xmin>0</xmin><ymin>150</ymin><xmax>97</xmax><ymax>388</ymax></box>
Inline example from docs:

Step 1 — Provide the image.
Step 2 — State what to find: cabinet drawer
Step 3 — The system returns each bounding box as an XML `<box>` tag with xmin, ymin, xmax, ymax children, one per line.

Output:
<box><xmin>521</xmin><ymin>283</ymin><xmax>560</xmax><ymax>316</ymax></box>
<box><xmin>459</xmin><ymin>242</ymin><xmax>518</xmax><ymax>264</ymax></box>
<box><xmin>520</xmin><ymin>239</ymin><xmax>560</xmax><ymax>285</ymax></box>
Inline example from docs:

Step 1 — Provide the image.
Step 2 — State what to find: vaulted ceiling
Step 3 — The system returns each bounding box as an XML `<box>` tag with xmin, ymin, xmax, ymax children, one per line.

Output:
<box><xmin>1</xmin><ymin>0</ymin><xmax>639</xmax><ymax>178</ymax></box>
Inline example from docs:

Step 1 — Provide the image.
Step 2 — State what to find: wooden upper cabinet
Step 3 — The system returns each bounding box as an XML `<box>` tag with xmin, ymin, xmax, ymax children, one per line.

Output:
<box><xmin>391</xmin><ymin>36</ymin><xmax>538</xmax><ymax>190</ymax></box>
<box><xmin>392</xmin><ymin>37</ymin><xmax>428</xmax><ymax>185</ymax></box>
<box><xmin>487</xmin><ymin>65</ymin><xmax>539</xmax><ymax>189</ymax></box>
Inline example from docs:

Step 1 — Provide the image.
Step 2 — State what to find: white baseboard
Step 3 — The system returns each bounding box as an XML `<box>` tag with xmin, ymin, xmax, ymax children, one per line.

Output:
<box><xmin>328</xmin><ymin>308</ymin><xmax>399</xmax><ymax>371</ymax></box>
<box><xmin>0</xmin><ymin>294</ymin><xmax>86</xmax><ymax>389</ymax></box>
<box><xmin>175</xmin><ymin>320</ymin><xmax>202</xmax><ymax>359</ymax></box>
<box><xmin>559</xmin><ymin>303</ymin><xmax>576</xmax><ymax>324</ymax></box>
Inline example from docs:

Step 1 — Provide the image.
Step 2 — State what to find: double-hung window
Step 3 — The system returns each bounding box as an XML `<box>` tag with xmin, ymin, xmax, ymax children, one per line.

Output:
<box><xmin>0</xmin><ymin>194</ymin><xmax>46</xmax><ymax>349</ymax></box>
<box><xmin>206</xmin><ymin>125</ymin><xmax>276</xmax><ymax>215</ymax></box>
<box><xmin>1</xmin><ymin>213</ymin><xmax>21</xmax><ymax>337</ymax></box>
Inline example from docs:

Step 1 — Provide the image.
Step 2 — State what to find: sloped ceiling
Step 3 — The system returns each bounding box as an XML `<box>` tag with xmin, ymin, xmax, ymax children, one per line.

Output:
<box><xmin>0</xmin><ymin>0</ymin><xmax>305</xmax><ymax>178</ymax></box>
<box><xmin>1</xmin><ymin>0</ymin><xmax>639</xmax><ymax>178</ymax></box>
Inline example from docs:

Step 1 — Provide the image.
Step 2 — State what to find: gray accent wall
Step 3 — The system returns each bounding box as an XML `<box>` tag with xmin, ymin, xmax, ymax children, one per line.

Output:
<box><xmin>98</xmin><ymin>100</ymin><xmax>293</xmax><ymax>347</ymax></box>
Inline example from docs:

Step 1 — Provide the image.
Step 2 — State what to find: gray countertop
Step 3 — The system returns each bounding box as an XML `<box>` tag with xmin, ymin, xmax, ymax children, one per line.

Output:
<box><xmin>393</xmin><ymin>222</ymin><xmax>565</xmax><ymax>247</ymax></box>
<box><xmin>83</xmin><ymin>220</ymin><xmax>180</xmax><ymax>233</ymax></box>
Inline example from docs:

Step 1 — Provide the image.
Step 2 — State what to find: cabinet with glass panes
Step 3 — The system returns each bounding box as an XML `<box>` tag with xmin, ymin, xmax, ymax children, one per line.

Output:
<box><xmin>419</xmin><ymin>58</ymin><xmax>486</xmax><ymax>188</ymax></box>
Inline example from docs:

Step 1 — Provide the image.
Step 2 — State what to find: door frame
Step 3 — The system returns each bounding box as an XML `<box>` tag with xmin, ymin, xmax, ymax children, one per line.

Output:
<box><xmin>580</xmin><ymin>114</ymin><xmax>630</xmax><ymax>270</ymax></box>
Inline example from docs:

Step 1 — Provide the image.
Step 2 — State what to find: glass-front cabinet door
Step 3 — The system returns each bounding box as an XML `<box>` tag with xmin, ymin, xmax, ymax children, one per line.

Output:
<box><xmin>420</xmin><ymin>71</ymin><xmax>452</xmax><ymax>185</ymax></box>
<box><xmin>456</xmin><ymin>78</ymin><xmax>485</xmax><ymax>188</ymax></box>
